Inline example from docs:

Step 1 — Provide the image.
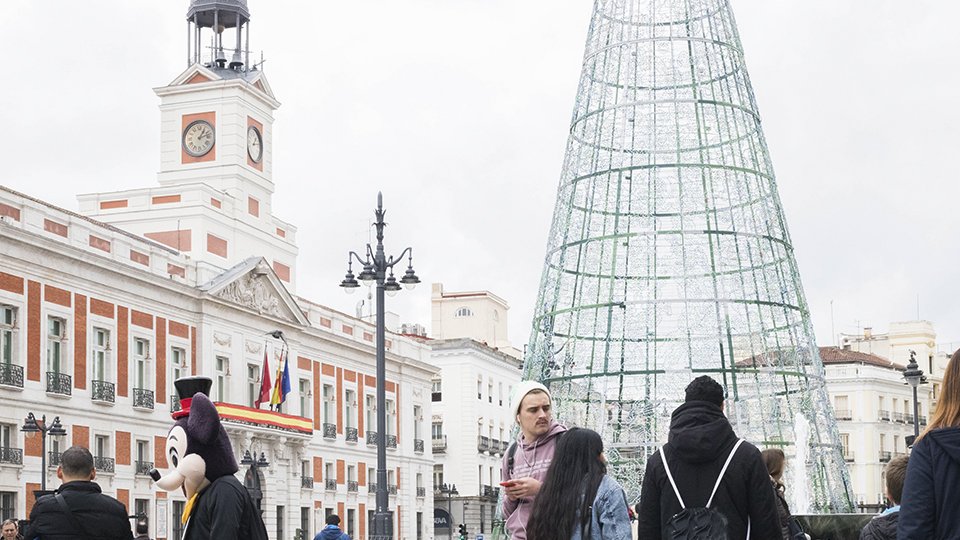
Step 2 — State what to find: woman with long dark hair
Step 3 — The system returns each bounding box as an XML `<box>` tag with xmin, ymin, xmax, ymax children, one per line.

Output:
<box><xmin>526</xmin><ymin>428</ymin><xmax>631</xmax><ymax>540</ymax></box>
<box><xmin>899</xmin><ymin>348</ymin><xmax>960</xmax><ymax>538</ymax></box>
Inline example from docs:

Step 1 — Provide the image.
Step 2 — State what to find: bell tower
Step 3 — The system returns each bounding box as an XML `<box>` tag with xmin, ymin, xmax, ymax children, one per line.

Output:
<box><xmin>77</xmin><ymin>0</ymin><xmax>298</xmax><ymax>291</ymax></box>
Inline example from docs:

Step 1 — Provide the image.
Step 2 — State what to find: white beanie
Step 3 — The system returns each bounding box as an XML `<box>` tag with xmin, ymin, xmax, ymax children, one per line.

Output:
<box><xmin>510</xmin><ymin>380</ymin><xmax>551</xmax><ymax>419</ymax></box>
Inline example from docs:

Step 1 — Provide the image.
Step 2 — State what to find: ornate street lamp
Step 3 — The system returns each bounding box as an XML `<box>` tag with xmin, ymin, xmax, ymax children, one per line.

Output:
<box><xmin>339</xmin><ymin>192</ymin><xmax>419</xmax><ymax>540</ymax></box>
<box><xmin>435</xmin><ymin>483</ymin><xmax>458</xmax><ymax>540</ymax></box>
<box><xmin>903</xmin><ymin>350</ymin><xmax>927</xmax><ymax>444</ymax></box>
<box><xmin>240</xmin><ymin>449</ymin><xmax>270</xmax><ymax>512</ymax></box>
<box><xmin>20</xmin><ymin>412</ymin><xmax>67</xmax><ymax>493</ymax></box>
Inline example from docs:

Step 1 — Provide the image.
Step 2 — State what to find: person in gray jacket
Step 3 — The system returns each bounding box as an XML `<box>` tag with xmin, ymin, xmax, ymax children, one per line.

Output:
<box><xmin>526</xmin><ymin>428</ymin><xmax>631</xmax><ymax>540</ymax></box>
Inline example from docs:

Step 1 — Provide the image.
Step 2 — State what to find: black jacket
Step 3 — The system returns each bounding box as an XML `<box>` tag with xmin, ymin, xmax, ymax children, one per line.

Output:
<box><xmin>859</xmin><ymin>511</ymin><xmax>897</xmax><ymax>540</ymax></box>
<box><xmin>637</xmin><ymin>401</ymin><xmax>781</xmax><ymax>540</ymax></box>
<box><xmin>24</xmin><ymin>481</ymin><xmax>134</xmax><ymax>540</ymax></box>
<box><xmin>898</xmin><ymin>426</ymin><xmax>960</xmax><ymax>539</ymax></box>
<box><xmin>183</xmin><ymin>475</ymin><xmax>267</xmax><ymax>540</ymax></box>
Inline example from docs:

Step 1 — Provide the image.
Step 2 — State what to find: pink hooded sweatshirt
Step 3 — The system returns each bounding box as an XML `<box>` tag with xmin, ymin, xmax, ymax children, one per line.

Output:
<box><xmin>500</xmin><ymin>420</ymin><xmax>567</xmax><ymax>540</ymax></box>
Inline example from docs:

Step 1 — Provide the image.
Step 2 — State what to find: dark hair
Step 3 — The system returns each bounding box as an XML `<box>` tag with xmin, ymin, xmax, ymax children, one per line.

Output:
<box><xmin>761</xmin><ymin>448</ymin><xmax>786</xmax><ymax>490</ymax></box>
<box><xmin>326</xmin><ymin>514</ymin><xmax>341</xmax><ymax>526</ymax></box>
<box><xmin>685</xmin><ymin>375</ymin><xmax>724</xmax><ymax>407</ymax></box>
<box><xmin>885</xmin><ymin>454</ymin><xmax>909</xmax><ymax>504</ymax></box>
<box><xmin>527</xmin><ymin>428</ymin><xmax>606</xmax><ymax>540</ymax></box>
<box><xmin>60</xmin><ymin>446</ymin><xmax>94</xmax><ymax>477</ymax></box>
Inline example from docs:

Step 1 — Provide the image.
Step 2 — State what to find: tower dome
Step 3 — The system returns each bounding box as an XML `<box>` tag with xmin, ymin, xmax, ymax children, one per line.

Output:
<box><xmin>184</xmin><ymin>0</ymin><xmax>252</xmax><ymax>70</ymax></box>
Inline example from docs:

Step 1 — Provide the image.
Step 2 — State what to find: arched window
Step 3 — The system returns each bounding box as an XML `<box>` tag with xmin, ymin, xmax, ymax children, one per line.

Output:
<box><xmin>455</xmin><ymin>307</ymin><xmax>473</xmax><ymax>318</ymax></box>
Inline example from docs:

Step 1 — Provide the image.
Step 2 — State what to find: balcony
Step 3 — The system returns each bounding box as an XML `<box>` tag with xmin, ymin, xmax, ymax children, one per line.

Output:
<box><xmin>135</xmin><ymin>461</ymin><xmax>153</xmax><ymax>476</ymax></box>
<box><xmin>133</xmin><ymin>388</ymin><xmax>154</xmax><ymax>410</ymax></box>
<box><xmin>46</xmin><ymin>371</ymin><xmax>72</xmax><ymax>396</ymax></box>
<box><xmin>834</xmin><ymin>409</ymin><xmax>852</xmax><ymax>421</ymax></box>
<box><xmin>478</xmin><ymin>436</ymin><xmax>491</xmax><ymax>453</ymax></box>
<box><xmin>386</xmin><ymin>435</ymin><xmax>397</xmax><ymax>449</ymax></box>
<box><xmin>95</xmin><ymin>456</ymin><xmax>115</xmax><ymax>473</ymax></box>
<box><xmin>893</xmin><ymin>412</ymin><xmax>905</xmax><ymax>423</ymax></box>
<box><xmin>366</xmin><ymin>431</ymin><xmax>379</xmax><ymax>447</ymax></box>
<box><xmin>414</xmin><ymin>438</ymin><xmax>424</xmax><ymax>453</ymax></box>
<box><xmin>844</xmin><ymin>453</ymin><xmax>855</xmax><ymax>463</ymax></box>
<box><xmin>388</xmin><ymin>484</ymin><xmax>397</xmax><ymax>495</ymax></box>
<box><xmin>481</xmin><ymin>484</ymin><xmax>500</xmax><ymax>500</ymax></box>
<box><xmin>170</xmin><ymin>395</ymin><xmax>181</xmax><ymax>413</ymax></box>
<box><xmin>500</xmin><ymin>440</ymin><xmax>510</xmax><ymax>453</ymax></box>
<box><xmin>345</xmin><ymin>427</ymin><xmax>358</xmax><ymax>443</ymax></box>
<box><xmin>301</xmin><ymin>476</ymin><xmax>314</xmax><ymax>489</ymax></box>
<box><xmin>416</xmin><ymin>487</ymin><xmax>426</xmax><ymax>497</ymax></box>
<box><xmin>0</xmin><ymin>447</ymin><xmax>23</xmax><ymax>465</ymax></box>
<box><xmin>879</xmin><ymin>451</ymin><xmax>892</xmax><ymax>463</ymax></box>
<box><xmin>905</xmin><ymin>414</ymin><xmax>915</xmax><ymax>425</ymax></box>
<box><xmin>323</xmin><ymin>423</ymin><xmax>337</xmax><ymax>439</ymax></box>
<box><xmin>347</xmin><ymin>480</ymin><xmax>358</xmax><ymax>492</ymax></box>
<box><xmin>91</xmin><ymin>380</ymin><xmax>115</xmax><ymax>403</ymax></box>
<box><xmin>878</xmin><ymin>409</ymin><xmax>890</xmax><ymax>421</ymax></box>
<box><xmin>325</xmin><ymin>479</ymin><xmax>337</xmax><ymax>491</ymax></box>
<box><xmin>432</xmin><ymin>436</ymin><xmax>447</xmax><ymax>453</ymax></box>
<box><xmin>0</xmin><ymin>363</ymin><xmax>24</xmax><ymax>388</ymax></box>
<box><xmin>48</xmin><ymin>451</ymin><xmax>62</xmax><ymax>467</ymax></box>
<box><xmin>919</xmin><ymin>415</ymin><xmax>928</xmax><ymax>426</ymax></box>
<box><xmin>369</xmin><ymin>482</ymin><xmax>377</xmax><ymax>492</ymax></box>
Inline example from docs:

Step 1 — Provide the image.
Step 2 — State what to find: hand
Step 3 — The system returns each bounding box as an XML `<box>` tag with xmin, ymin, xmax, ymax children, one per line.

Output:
<box><xmin>503</xmin><ymin>477</ymin><xmax>541</xmax><ymax>500</ymax></box>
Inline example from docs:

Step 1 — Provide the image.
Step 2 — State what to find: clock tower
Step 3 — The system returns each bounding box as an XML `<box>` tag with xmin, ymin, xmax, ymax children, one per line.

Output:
<box><xmin>78</xmin><ymin>0</ymin><xmax>299</xmax><ymax>291</ymax></box>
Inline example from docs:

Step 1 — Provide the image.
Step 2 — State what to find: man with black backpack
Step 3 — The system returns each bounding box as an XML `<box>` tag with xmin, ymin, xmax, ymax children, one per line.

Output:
<box><xmin>24</xmin><ymin>446</ymin><xmax>134</xmax><ymax>540</ymax></box>
<box><xmin>637</xmin><ymin>376</ymin><xmax>780</xmax><ymax>539</ymax></box>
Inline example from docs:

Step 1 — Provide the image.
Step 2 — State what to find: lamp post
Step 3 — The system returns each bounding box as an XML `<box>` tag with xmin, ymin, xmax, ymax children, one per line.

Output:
<box><xmin>436</xmin><ymin>483</ymin><xmax>458</xmax><ymax>540</ymax></box>
<box><xmin>240</xmin><ymin>449</ymin><xmax>270</xmax><ymax>513</ymax></box>
<box><xmin>20</xmin><ymin>412</ymin><xmax>67</xmax><ymax>493</ymax></box>
<box><xmin>903</xmin><ymin>349</ymin><xmax>927</xmax><ymax>443</ymax></box>
<box><xmin>339</xmin><ymin>192</ymin><xmax>420</xmax><ymax>540</ymax></box>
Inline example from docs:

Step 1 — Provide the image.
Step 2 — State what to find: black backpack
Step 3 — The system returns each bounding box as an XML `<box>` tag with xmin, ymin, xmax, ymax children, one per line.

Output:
<box><xmin>661</xmin><ymin>439</ymin><xmax>748</xmax><ymax>540</ymax></box>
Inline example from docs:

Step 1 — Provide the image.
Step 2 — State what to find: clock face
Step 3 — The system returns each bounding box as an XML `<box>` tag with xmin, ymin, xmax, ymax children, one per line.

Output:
<box><xmin>247</xmin><ymin>125</ymin><xmax>263</xmax><ymax>163</ymax></box>
<box><xmin>182</xmin><ymin>120</ymin><xmax>215</xmax><ymax>157</ymax></box>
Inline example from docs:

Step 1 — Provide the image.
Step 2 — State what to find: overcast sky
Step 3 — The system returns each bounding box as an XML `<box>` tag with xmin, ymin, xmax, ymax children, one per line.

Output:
<box><xmin>1</xmin><ymin>1</ymin><xmax>958</xmax><ymax>353</ymax></box>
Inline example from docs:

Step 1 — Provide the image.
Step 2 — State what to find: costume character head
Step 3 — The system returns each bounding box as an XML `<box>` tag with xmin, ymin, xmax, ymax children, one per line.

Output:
<box><xmin>149</xmin><ymin>376</ymin><xmax>238</xmax><ymax>499</ymax></box>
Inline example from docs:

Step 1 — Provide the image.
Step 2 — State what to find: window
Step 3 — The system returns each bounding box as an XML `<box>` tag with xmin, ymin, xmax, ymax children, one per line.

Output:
<box><xmin>91</xmin><ymin>327</ymin><xmax>110</xmax><ymax>382</ymax></box>
<box><xmin>47</xmin><ymin>316</ymin><xmax>66</xmax><ymax>373</ymax></box>
<box><xmin>323</xmin><ymin>384</ymin><xmax>335</xmax><ymax>424</ymax></box>
<box><xmin>301</xmin><ymin>460</ymin><xmax>310</xmax><ymax>478</ymax></box>
<box><xmin>368</xmin><ymin>467</ymin><xmax>375</xmax><ymax>486</ymax></box>
<box><xmin>840</xmin><ymin>433</ymin><xmax>850</xmax><ymax>457</ymax></box>
<box><xmin>386</xmin><ymin>399</ymin><xmax>396</xmax><ymax>437</ymax></box>
<box><xmin>432</xmin><ymin>422</ymin><xmax>443</xmax><ymax>439</ymax></box>
<box><xmin>347</xmin><ymin>465</ymin><xmax>356</xmax><ymax>483</ymax></box>
<box><xmin>325</xmin><ymin>463</ymin><xmax>335</xmax><ymax>482</ymax></box>
<box><xmin>431</xmin><ymin>379</ymin><xmax>441</xmax><ymax>402</ymax></box>
<box><xmin>171</xmin><ymin>346</ymin><xmax>186</xmax><ymax>381</ymax></box>
<box><xmin>0</xmin><ymin>491</ymin><xmax>15</xmax><ymax>521</ymax></box>
<box><xmin>413</xmin><ymin>405</ymin><xmax>423</xmax><ymax>439</ymax></box>
<box><xmin>95</xmin><ymin>435</ymin><xmax>110</xmax><ymax>458</ymax></box>
<box><xmin>488</xmin><ymin>379</ymin><xmax>493</xmax><ymax>403</ymax></box>
<box><xmin>300</xmin><ymin>507</ymin><xmax>310</xmax><ymax>540</ymax></box>
<box><xmin>247</xmin><ymin>364</ymin><xmax>259</xmax><ymax>407</ymax></box>
<box><xmin>346</xmin><ymin>508</ymin><xmax>355</xmax><ymax>537</ymax></box>
<box><xmin>276</xmin><ymin>506</ymin><xmax>284</xmax><ymax>540</ymax></box>
<box><xmin>879</xmin><ymin>433</ymin><xmax>886</xmax><ymax>452</ymax></box>
<box><xmin>134</xmin><ymin>498</ymin><xmax>149</xmax><ymax>524</ymax></box>
<box><xmin>365</xmin><ymin>394</ymin><xmax>376</xmax><ymax>432</ymax></box>
<box><xmin>0</xmin><ymin>424</ymin><xmax>15</xmax><ymax>450</ymax></box>
<box><xmin>416</xmin><ymin>511</ymin><xmax>423</xmax><ymax>540</ymax></box>
<box><xmin>477</xmin><ymin>378</ymin><xmax>483</xmax><ymax>400</ymax></box>
<box><xmin>172</xmin><ymin>501</ymin><xmax>185</xmax><ymax>540</ymax></box>
<box><xmin>134</xmin><ymin>338</ymin><xmax>150</xmax><ymax>390</ymax></box>
<box><xmin>136</xmin><ymin>440</ymin><xmax>149</xmax><ymax>463</ymax></box>
<box><xmin>345</xmin><ymin>389</ymin><xmax>356</xmax><ymax>429</ymax></box>
<box><xmin>894</xmin><ymin>435</ymin><xmax>900</xmax><ymax>453</ymax></box>
<box><xmin>416</xmin><ymin>472</ymin><xmax>423</xmax><ymax>490</ymax></box>
<box><xmin>433</xmin><ymin>464</ymin><xmax>444</xmax><ymax>487</ymax></box>
<box><xmin>1</xmin><ymin>305</ymin><xmax>17</xmax><ymax>364</ymax></box>
<box><xmin>498</xmin><ymin>382</ymin><xmax>503</xmax><ymax>406</ymax></box>
<box><xmin>299</xmin><ymin>379</ymin><xmax>311</xmax><ymax>417</ymax></box>
<box><xmin>215</xmin><ymin>356</ymin><xmax>229</xmax><ymax>402</ymax></box>
<box><xmin>455</xmin><ymin>307</ymin><xmax>473</xmax><ymax>317</ymax></box>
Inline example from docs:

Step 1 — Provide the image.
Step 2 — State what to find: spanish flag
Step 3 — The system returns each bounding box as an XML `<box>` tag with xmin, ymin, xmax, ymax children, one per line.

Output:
<box><xmin>270</xmin><ymin>349</ymin><xmax>291</xmax><ymax>409</ymax></box>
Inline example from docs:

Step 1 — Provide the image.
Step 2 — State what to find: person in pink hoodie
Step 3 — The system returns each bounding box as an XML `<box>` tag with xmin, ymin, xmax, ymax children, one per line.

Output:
<box><xmin>500</xmin><ymin>381</ymin><xmax>568</xmax><ymax>540</ymax></box>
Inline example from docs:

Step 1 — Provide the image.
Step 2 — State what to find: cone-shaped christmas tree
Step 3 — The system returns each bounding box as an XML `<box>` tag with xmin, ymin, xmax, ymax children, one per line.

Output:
<box><xmin>524</xmin><ymin>0</ymin><xmax>853</xmax><ymax>511</ymax></box>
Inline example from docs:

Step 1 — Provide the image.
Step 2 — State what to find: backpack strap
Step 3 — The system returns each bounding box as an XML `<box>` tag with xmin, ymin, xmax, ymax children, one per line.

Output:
<box><xmin>54</xmin><ymin>493</ymin><xmax>93</xmax><ymax>540</ymax></box>
<box><xmin>660</xmin><ymin>446</ymin><xmax>686</xmax><ymax>509</ymax></box>
<box><xmin>706</xmin><ymin>438</ymin><xmax>745</xmax><ymax>507</ymax></box>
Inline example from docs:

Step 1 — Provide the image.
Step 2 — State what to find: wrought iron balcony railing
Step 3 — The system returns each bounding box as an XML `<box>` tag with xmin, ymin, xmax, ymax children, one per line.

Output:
<box><xmin>135</xmin><ymin>461</ymin><xmax>154</xmax><ymax>476</ymax></box>
<box><xmin>879</xmin><ymin>451</ymin><xmax>892</xmax><ymax>463</ymax></box>
<box><xmin>325</xmin><ymin>479</ymin><xmax>337</xmax><ymax>491</ymax></box>
<box><xmin>170</xmin><ymin>395</ymin><xmax>181</xmax><ymax>413</ymax></box>
<box><xmin>91</xmin><ymin>380</ymin><xmax>115</xmax><ymax>403</ymax></box>
<box><xmin>0</xmin><ymin>447</ymin><xmax>23</xmax><ymax>465</ymax></box>
<box><xmin>432</xmin><ymin>436</ymin><xmax>447</xmax><ymax>453</ymax></box>
<box><xmin>48</xmin><ymin>451</ymin><xmax>62</xmax><ymax>467</ymax></box>
<box><xmin>878</xmin><ymin>409</ymin><xmax>890</xmax><ymax>421</ymax></box>
<box><xmin>388</xmin><ymin>484</ymin><xmax>397</xmax><ymax>494</ymax></box>
<box><xmin>323</xmin><ymin>423</ymin><xmax>337</xmax><ymax>439</ymax></box>
<box><xmin>481</xmin><ymin>484</ymin><xmax>500</xmax><ymax>500</ymax></box>
<box><xmin>347</xmin><ymin>480</ymin><xmax>358</xmax><ymax>492</ymax></box>
<box><xmin>478</xmin><ymin>436</ymin><xmax>491</xmax><ymax>452</ymax></box>
<box><xmin>834</xmin><ymin>409</ymin><xmax>852</xmax><ymax>421</ymax></box>
<box><xmin>844</xmin><ymin>453</ymin><xmax>855</xmax><ymax>462</ymax></box>
<box><xmin>414</xmin><ymin>438</ymin><xmax>424</xmax><ymax>453</ymax></box>
<box><xmin>386</xmin><ymin>435</ymin><xmax>397</xmax><ymax>448</ymax></box>
<box><xmin>369</xmin><ymin>482</ymin><xmax>377</xmax><ymax>492</ymax></box>
<box><xmin>416</xmin><ymin>487</ymin><xmax>426</xmax><ymax>497</ymax></box>
<box><xmin>919</xmin><ymin>415</ymin><xmax>928</xmax><ymax>426</ymax></box>
<box><xmin>95</xmin><ymin>456</ymin><xmax>115</xmax><ymax>473</ymax></box>
<box><xmin>905</xmin><ymin>414</ymin><xmax>915</xmax><ymax>425</ymax></box>
<box><xmin>893</xmin><ymin>412</ymin><xmax>905</xmax><ymax>423</ymax></box>
<box><xmin>133</xmin><ymin>388</ymin><xmax>155</xmax><ymax>410</ymax></box>
<box><xmin>46</xmin><ymin>371</ymin><xmax>72</xmax><ymax>396</ymax></box>
<box><xmin>345</xmin><ymin>427</ymin><xmax>358</xmax><ymax>442</ymax></box>
<box><xmin>366</xmin><ymin>431</ymin><xmax>379</xmax><ymax>446</ymax></box>
<box><xmin>301</xmin><ymin>476</ymin><xmax>314</xmax><ymax>489</ymax></box>
<box><xmin>0</xmin><ymin>363</ymin><xmax>24</xmax><ymax>388</ymax></box>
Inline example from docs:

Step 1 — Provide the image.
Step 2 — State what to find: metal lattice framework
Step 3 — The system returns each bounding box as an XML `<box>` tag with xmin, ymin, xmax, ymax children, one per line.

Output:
<box><xmin>523</xmin><ymin>0</ymin><xmax>853</xmax><ymax>512</ymax></box>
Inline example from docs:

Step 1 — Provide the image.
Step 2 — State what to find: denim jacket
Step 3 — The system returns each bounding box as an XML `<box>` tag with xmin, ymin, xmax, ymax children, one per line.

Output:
<box><xmin>571</xmin><ymin>475</ymin><xmax>633</xmax><ymax>540</ymax></box>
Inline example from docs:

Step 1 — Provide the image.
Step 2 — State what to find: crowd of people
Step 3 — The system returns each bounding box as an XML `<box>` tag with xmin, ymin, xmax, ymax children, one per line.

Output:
<box><xmin>501</xmin><ymin>348</ymin><xmax>960</xmax><ymax>540</ymax></box>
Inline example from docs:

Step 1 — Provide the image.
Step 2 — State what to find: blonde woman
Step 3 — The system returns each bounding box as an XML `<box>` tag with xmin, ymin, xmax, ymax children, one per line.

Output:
<box><xmin>898</xmin><ymin>348</ymin><xmax>960</xmax><ymax>539</ymax></box>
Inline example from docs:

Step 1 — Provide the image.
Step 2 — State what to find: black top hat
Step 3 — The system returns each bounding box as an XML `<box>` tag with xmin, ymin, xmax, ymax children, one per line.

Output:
<box><xmin>172</xmin><ymin>376</ymin><xmax>213</xmax><ymax>419</ymax></box>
